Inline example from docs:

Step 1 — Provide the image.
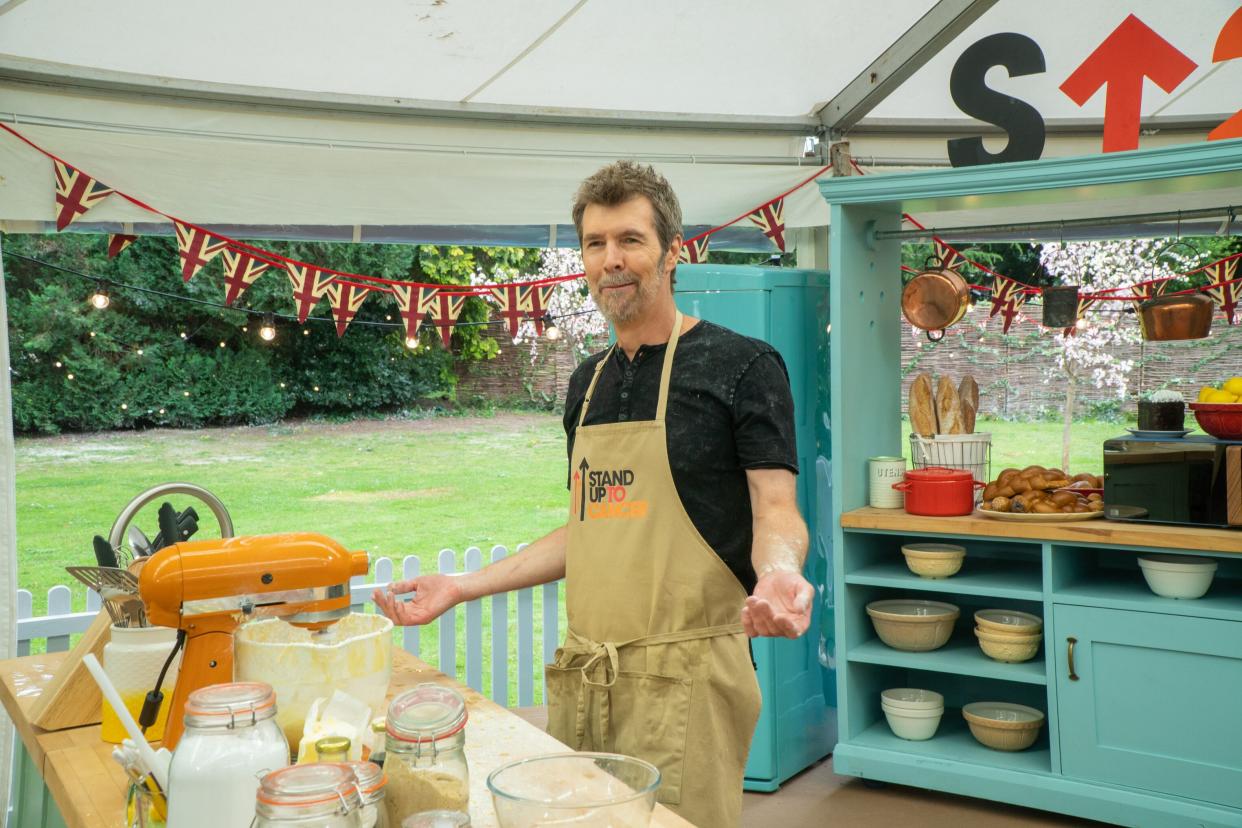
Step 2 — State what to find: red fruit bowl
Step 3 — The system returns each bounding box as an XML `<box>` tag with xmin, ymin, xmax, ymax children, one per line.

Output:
<box><xmin>1189</xmin><ymin>402</ymin><xmax>1242</xmax><ymax>440</ymax></box>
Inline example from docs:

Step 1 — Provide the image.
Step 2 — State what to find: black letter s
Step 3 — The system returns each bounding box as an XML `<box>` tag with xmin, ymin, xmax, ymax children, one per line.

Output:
<box><xmin>948</xmin><ymin>33</ymin><xmax>1046</xmax><ymax>166</ymax></box>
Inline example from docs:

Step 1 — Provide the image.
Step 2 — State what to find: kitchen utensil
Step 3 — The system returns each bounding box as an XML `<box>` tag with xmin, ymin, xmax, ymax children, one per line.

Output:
<box><xmin>65</xmin><ymin>565</ymin><xmax>146</xmax><ymax>627</ymax></box>
<box><xmin>962</xmin><ymin>702</ymin><xmax>1044</xmax><ymax>751</ymax></box>
<box><xmin>901</xmin><ymin>258</ymin><xmax>972</xmax><ymax>341</ymax></box>
<box><xmin>93</xmin><ymin>535</ymin><xmax>120</xmax><ymax>569</ymax></box>
<box><xmin>1137</xmin><ymin>293</ymin><xmax>1214</xmax><ymax>341</ymax></box>
<box><xmin>108</xmin><ymin>482</ymin><xmax>234</xmax><ymax>552</ymax></box>
<box><xmin>1188</xmin><ymin>402</ymin><xmax>1242</xmax><ymax>440</ymax></box>
<box><xmin>974</xmin><ymin>609</ymin><xmax>1043</xmax><ymax>636</ymax></box>
<box><xmin>975</xmin><ymin>627</ymin><xmax>1042</xmax><ymax>662</ymax></box>
<box><xmin>129</xmin><ymin>525</ymin><xmax>153</xmax><ymax>558</ymax></box>
<box><xmin>865</xmin><ymin>599</ymin><xmax>959</xmax><ymax>651</ymax></box>
<box><xmin>150</xmin><ymin>506</ymin><xmax>199</xmax><ymax>552</ymax></box>
<box><xmin>140</xmin><ymin>532</ymin><xmax>369</xmax><ymax>749</ymax></box>
<box><xmin>153</xmin><ymin>502</ymin><xmax>179</xmax><ymax>553</ymax></box>
<box><xmin>900</xmin><ymin>542</ymin><xmax>966</xmax><ymax>578</ymax></box>
<box><xmin>976</xmin><ymin>508</ymin><xmax>1104</xmax><ymax>522</ymax></box>
<box><xmin>892</xmin><ymin>466</ymin><xmax>984</xmax><ymax>516</ymax></box>
<box><xmin>487</xmin><ymin>753</ymin><xmax>660</xmax><ymax>828</ymax></box>
<box><xmin>881</xmin><ymin>700</ymin><xmax>943</xmax><ymax>741</ymax></box>
<box><xmin>27</xmin><ymin>609</ymin><xmax>113</xmax><ymax>731</ymax></box>
<box><xmin>1137</xmin><ymin>554</ymin><xmax>1218</xmax><ymax>599</ymax></box>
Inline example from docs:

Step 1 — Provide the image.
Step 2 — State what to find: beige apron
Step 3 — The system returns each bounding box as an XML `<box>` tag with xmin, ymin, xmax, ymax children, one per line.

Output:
<box><xmin>546</xmin><ymin>311</ymin><xmax>762</xmax><ymax>828</ymax></box>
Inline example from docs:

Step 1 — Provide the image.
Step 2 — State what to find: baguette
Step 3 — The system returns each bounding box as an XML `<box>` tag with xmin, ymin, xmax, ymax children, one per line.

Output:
<box><xmin>909</xmin><ymin>373</ymin><xmax>938</xmax><ymax>437</ymax></box>
<box><xmin>936</xmin><ymin>375</ymin><xmax>964</xmax><ymax>435</ymax></box>
<box><xmin>958</xmin><ymin>375</ymin><xmax>979</xmax><ymax>433</ymax></box>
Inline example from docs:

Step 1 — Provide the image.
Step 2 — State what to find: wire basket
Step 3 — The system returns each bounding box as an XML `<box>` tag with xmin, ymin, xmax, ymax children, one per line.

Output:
<box><xmin>908</xmin><ymin>433</ymin><xmax>992</xmax><ymax>496</ymax></box>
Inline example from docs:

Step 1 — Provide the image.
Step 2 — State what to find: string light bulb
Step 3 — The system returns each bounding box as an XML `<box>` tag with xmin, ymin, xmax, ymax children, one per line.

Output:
<box><xmin>90</xmin><ymin>284</ymin><xmax>110</xmax><ymax>309</ymax></box>
<box><xmin>260</xmin><ymin>313</ymin><xmax>277</xmax><ymax>342</ymax></box>
<box><xmin>544</xmin><ymin>315</ymin><xmax>562</xmax><ymax>341</ymax></box>
<box><xmin>303</xmin><ymin>329</ymin><xmax>310</xmax><ymax>336</ymax></box>
<box><xmin>405</xmin><ymin>337</ymin><xmax>419</xmax><ymax>349</ymax></box>
<box><xmin>1076</xmin><ymin>317</ymin><xmax>1091</xmax><ymax>331</ymax></box>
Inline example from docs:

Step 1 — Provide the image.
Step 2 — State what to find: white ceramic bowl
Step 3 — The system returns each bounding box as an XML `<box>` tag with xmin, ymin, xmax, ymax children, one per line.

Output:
<box><xmin>962</xmin><ymin>702</ymin><xmax>1044</xmax><ymax>751</ymax></box>
<box><xmin>880</xmin><ymin>688</ymin><xmax>944</xmax><ymax>711</ymax></box>
<box><xmin>865</xmin><ymin>600</ymin><xmax>960</xmax><ymax>652</ymax></box>
<box><xmin>1138</xmin><ymin>554</ymin><xmax>1217</xmax><ymax>599</ymax></box>
<box><xmin>974</xmin><ymin>609</ymin><xmax>1043</xmax><ymax>636</ymax></box>
<box><xmin>901</xmin><ymin>543</ymin><xmax>966</xmax><ymax>579</ymax></box>
<box><xmin>881</xmin><ymin>702</ymin><xmax>943</xmax><ymax>741</ymax></box>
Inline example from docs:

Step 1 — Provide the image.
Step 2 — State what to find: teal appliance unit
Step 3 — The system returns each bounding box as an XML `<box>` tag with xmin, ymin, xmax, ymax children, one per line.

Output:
<box><xmin>674</xmin><ymin>264</ymin><xmax>836</xmax><ymax>791</ymax></box>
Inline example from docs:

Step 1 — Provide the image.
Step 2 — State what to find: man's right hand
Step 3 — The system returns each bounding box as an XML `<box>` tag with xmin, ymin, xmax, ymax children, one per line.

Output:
<box><xmin>373</xmin><ymin>574</ymin><xmax>464</xmax><ymax>627</ymax></box>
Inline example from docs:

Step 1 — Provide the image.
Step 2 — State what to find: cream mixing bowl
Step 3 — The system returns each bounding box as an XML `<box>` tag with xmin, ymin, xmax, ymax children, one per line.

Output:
<box><xmin>234</xmin><ymin>613</ymin><xmax>393</xmax><ymax>749</ymax></box>
<box><xmin>488</xmin><ymin>752</ymin><xmax>660</xmax><ymax>827</ymax></box>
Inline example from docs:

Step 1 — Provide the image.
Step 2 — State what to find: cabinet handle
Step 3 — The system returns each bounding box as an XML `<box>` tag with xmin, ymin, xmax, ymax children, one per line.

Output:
<box><xmin>1067</xmin><ymin>636</ymin><xmax>1079</xmax><ymax>681</ymax></box>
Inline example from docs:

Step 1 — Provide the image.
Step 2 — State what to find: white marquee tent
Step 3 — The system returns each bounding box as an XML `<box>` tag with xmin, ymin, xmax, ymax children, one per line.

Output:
<box><xmin>3</xmin><ymin>0</ymin><xmax>1241</xmax><ymax>813</ymax></box>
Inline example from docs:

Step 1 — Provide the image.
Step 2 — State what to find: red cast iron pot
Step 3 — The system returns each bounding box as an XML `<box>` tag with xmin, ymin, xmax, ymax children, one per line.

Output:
<box><xmin>892</xmin><ymin>467</ymin><xmax>985</xmax><ymax>517</ymax></box>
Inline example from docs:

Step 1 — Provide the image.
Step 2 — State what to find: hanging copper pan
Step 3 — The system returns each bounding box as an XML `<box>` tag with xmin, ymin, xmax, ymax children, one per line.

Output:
<box><xmin>902</xmin><ymin>260</ymin><xmax>970</xmax><ymax>341</ymax></box>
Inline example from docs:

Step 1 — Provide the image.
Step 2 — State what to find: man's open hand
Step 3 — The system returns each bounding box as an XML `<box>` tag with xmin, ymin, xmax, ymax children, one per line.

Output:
<box><xmin>373</xmin><ymin>574</ymin><xmax>463</xmax><ymax>627</ymax></box>
<box><xmin>742</xmin><ymin>570</ymin><xmax>814</xmax><ymax>638</ymax></box>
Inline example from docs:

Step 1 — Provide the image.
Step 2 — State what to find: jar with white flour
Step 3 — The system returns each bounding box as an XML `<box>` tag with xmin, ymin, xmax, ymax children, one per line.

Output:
<box><xmin>166</xmin><ymin>682</ymin><xmax>289</xmax><ymax>828</ymax></box>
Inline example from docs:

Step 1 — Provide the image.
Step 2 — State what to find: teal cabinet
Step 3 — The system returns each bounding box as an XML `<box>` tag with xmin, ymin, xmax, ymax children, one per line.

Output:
<box><xmin>1053</xmin><ymin>605</ymin><xmax>1242</xmax><ymax>809</ymax></box>
<box><xmin>673</xmin><ymin>265</ymin><xmax>835</xmax><ymax>791</ymax></box>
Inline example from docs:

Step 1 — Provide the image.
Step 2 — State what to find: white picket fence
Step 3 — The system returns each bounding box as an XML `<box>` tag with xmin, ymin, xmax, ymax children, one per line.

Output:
<box><xmin>15</xmin><ymin>544</ymin><xmax>564</xmax><ymax>709</ymax></box>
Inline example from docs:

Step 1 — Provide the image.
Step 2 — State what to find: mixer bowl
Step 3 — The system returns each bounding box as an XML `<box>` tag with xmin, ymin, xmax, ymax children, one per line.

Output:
<box><xmin>234</xmin><ymin>613</ymin><xmax>392</xmax><ymax>749</ymax></box>
<box><xmin>487</xmin><ymin>752</ymin><xmax>660</xmax><ymax>827</ymax></box>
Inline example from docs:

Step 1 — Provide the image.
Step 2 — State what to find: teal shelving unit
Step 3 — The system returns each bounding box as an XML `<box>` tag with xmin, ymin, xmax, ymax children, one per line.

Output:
<box><xmin>819</xmin><ymin>138</ymin><xmax>1242</xmax><ymax>827</ymax></box>
<box><xmin>673</xmin><ymin>265</ymin><xmax>836</xmax><ymax>792</ymax></box>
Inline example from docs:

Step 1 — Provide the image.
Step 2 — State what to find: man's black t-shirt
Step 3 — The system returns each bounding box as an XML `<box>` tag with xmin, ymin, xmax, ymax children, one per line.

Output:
<box><xmin>562</xmin><ymin>320</ymin><xmax>799</xmax><ymax>594</ymax></box>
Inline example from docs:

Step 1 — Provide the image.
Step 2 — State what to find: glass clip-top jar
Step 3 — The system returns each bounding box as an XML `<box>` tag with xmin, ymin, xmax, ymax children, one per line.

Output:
<box><xmin>252</xmin><ymin>763</ymin><xmax>363</xmax><ymax>828</ymax></box>
<box><xmin>344</xmin><ymin>760</ymin><xmax>389</xmax><ymax>828</ymax></box>
<box><xmin>384</xmin><ymin>684</ymin><xmax>470</xmax><ymax>825</ymax></box>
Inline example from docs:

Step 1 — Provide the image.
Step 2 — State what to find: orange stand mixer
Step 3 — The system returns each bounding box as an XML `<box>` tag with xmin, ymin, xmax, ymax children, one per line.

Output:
<box><xmin>138</xmin><ymin>532</ymin><xmax>369</xmax><ymax>748</ymax></box>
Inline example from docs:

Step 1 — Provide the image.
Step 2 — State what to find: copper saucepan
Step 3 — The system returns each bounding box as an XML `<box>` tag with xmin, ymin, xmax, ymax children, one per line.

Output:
<box><xmin>1137</xmin><ymin>294</ymin><xmax>1214</xmax><ymax>341</ymax></box>
<box><xmin>902</xmin><ymin>260</ymin><xmax>971</xmax><ymax>341</ymax></box>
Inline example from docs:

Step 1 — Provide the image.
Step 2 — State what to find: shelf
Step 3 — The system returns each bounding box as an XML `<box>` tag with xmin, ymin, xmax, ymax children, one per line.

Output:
<box><xmin>849</xmin><ymin>708</ymin><xmax>1052</xmax><ymax>775</ymax></box>
<box><xmin>1055</xmin><ymin>575</ymin><xmax>1242</xmax><ymax>624</ymax></box>
<box><xmin>840</xmin><ymin>507</ymin><xmax>1242</xmax><ymax>555</ymax></box>
<box><xmin>846</xmin><ymin>559</ymin><xmax>1043</xmax><ymax>601</ymax></box>
<box><xmin>848</xmin><ymin>636</ymin><xmax>1047</xmax><ymax>685</ymax></box>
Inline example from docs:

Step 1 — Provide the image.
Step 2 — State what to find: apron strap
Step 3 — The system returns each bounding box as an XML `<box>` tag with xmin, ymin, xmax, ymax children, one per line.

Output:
<box><xmin>577</xmin><ymin>345</ymin><xmax>615</xmax><ymax>428</ymax></box>
<box><xmin>656</xmin><ymin>310</ymin><xmax>683</xmax><ymax>422</ymax></box>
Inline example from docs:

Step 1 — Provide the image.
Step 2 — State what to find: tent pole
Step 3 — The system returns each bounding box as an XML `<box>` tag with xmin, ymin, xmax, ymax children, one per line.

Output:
<box><xmin>0</xmin><ymin>232</ymin><xmax>17</xmax><ymax>822</ymax></box>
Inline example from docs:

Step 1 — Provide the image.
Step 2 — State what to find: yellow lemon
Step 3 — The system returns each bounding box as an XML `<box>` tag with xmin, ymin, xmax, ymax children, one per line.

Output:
<box><xmin>1198</xmin><ymin>386</ymin><xmax>1216</xmax><ymax>402</ymax></box>
<box><xmin>1223</xmin><ymin>377</ymin><xmax>1242</xmax><ymax>397</ymax></box>
<box><xmin>1205</xmin><ymin>390</ymin><xmax>1239</xmax><ymax>404</ymax></box>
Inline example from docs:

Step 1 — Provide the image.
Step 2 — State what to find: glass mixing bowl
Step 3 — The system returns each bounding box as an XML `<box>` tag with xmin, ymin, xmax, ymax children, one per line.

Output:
<box><xmin>486</xmin><ymin>753</ymin><xmax>660</xmax><ymax>827</ymax></box>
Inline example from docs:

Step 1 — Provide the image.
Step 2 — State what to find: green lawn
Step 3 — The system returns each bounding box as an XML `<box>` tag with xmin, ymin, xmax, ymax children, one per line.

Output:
<box><xmin>14</xmin><ymin>413</ymin><xmax>1129</xmax><ymax>698</ymax></box>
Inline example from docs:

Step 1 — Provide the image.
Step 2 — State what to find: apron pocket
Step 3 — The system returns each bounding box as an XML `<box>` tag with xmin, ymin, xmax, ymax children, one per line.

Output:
<box><xmin>543</xmin><ymin>663</ymin><xmax>587</xmax><ymax>749</ymax></box>
<box><xmin>609</xmin><ymin>672</ymin><xmax>693</xmax><ymax>806</ymax></box>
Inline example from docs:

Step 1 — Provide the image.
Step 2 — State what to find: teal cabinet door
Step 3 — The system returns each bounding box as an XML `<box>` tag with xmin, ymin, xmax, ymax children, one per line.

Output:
<box><xmin>1054</xmin><ymin>605</ymin><xmax>1242</xmax><ymax>808</ymax></box>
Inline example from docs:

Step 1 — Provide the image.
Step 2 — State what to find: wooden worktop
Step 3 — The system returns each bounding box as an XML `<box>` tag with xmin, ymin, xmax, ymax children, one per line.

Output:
<box><xmin>841</xmin><ymin>507</ymin><xmax>1242</xmax><ymax>553</ymax></box>
<box><xmin>1</xmin><ymin>648</ymin><xmax>693</xmax><ymax>828</ymax></box>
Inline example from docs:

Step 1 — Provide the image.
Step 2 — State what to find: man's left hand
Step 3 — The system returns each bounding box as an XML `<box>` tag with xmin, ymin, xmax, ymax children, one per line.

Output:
<box><xmin>742</xmin><ymin>570</ymin><xmax>814</xmax><ymax>638</ymax></box>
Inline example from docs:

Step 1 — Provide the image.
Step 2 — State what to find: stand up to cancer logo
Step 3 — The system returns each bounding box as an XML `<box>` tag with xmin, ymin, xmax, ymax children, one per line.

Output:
<box><xmin>571</xmin><ymin>458</ymin><xmax>650</xmax><ymax>521</ymax></box>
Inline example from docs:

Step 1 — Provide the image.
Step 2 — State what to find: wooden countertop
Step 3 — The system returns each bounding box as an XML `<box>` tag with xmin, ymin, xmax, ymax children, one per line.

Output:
<box><xmin>1</xmin><ymin>648</ymin><xmax>693</xmax><ymax>828</ymax></box>
<box><xmin>841</xmin><ymin>507</ymin><xmax>1242</xmax><ymax>553</ymax></box>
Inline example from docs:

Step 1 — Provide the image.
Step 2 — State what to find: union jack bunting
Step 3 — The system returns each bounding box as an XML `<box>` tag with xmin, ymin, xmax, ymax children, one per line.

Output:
<box><xmin>678</xmin><ymin>236</ymin><xmax>710</xmax><ymax>264</ymax></box>
<box><xmin>490</xmin><ymin>284</ymin><xmax>535</xmax><ymax>337</ymax></box>
<box><xmin>747</xmin><ymin>198</ymin><xmax>787</xmax><ymax>251</ymax></box>
<box><xmin>989</xmin><ymin>275</ymin><xmax>1028</xmax><ymax>334</ymax></box>
<box><xmin>53</xmin><ymin>161</ymin><xmax>115</xmax><ymax>231</ymax></box>
<box><xmin>526</xmin><ymin>285</ymin><xmax>557</xmax><ymax>335</ymax></box>
<box><xmin>389</xmin><ymin>284</ymin><xmax>438</xmax><ymax>341</ymax></box>
<box><xmin>1062</xmin><ymin>296</ymin><xmax>1098</xmax><ymax>336</ymax></box>
<box><xmin>424</xmin><ymin>289</ymin><xmax>468</xmax><ymax>348</ymax></box>
<box><xmin>174</xmin><ymin>221</ymin><xmax>229</xmax><ymax>283</ymax></box>
<box><xmin>932</xmin><ymin>238</ymin><xmax>965</xmax><ymax>271</ymax></box>
<box><xmin>1130</xmin><ymin>278</ymin><xmax>1171</xmax><ymax>307</ymax></box>
<box><xmin>107</xmin><ymin>234</ymin><xmax>137</xmax><ymax>259</ymax></box>
<box><xmin>220</xmin><ymin>249</ymin><xmax>272</xmax><ymax>307</ymax></box>
<box><xmin>284</xmin><ymin>262</ymin><xmax>336</xmax><ymax>323</ymax></box>
<box><xmin>1204</xmin><ymin>258</ymin><xmax>1240</xmax><ymax>325</ymax></box>
<box><xmin>324</xmin><ymin>281</ymin><xmax>372</xmax><ymax>337</ymax></box>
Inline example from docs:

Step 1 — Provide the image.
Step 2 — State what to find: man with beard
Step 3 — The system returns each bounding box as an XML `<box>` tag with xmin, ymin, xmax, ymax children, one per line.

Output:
<box><xmin>376</xmin><ymin>161</ymin><xmax>812</xmax><ymax>827</ymax></box>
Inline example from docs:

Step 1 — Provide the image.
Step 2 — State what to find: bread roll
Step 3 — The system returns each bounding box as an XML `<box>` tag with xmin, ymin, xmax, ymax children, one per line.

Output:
<box><xmin>958</xmin><ymin>376</ymin><xmax>979</xmax><ymax>433</ymax></box>
<box><xmin>909</xmin><ymin>373</ymin><xmax>938</xmax><ymax>437</ymax></box>
<box><xmin>936</xmin><ymin>375</ymin><xmax>964</xmax><ymax>435</ymax></box>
